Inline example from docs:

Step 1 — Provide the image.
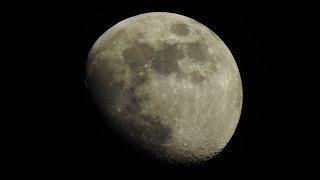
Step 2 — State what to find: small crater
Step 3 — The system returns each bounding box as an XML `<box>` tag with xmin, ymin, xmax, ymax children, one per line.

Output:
<box><xmin>170</xmin><ymin>23</ymin><xmax>190</xmax><ymax>36</ymax></box>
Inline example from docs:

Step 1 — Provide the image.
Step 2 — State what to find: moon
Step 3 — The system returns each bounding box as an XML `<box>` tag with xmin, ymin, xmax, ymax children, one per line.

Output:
<box><xmin>86</xmin><ymin>12</ymin><xmax>243</xmax><ymax>164</ymax></box>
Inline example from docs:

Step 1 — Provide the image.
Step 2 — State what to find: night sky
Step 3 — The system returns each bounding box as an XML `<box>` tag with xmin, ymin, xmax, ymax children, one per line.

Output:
<box><xmin>37</xmin><ymin>0</ymin><xmax>270</xmax><ymax>177</ymax></box>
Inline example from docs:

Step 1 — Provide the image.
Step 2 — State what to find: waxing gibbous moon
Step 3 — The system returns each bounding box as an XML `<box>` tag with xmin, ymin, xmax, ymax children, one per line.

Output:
<box><xmin>86</xmin><ymin>12</ymin><xmax>243</xmax><ymax>164</ymax></box>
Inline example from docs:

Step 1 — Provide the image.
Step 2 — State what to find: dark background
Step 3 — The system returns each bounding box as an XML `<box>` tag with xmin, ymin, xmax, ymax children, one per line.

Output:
<box><xmin>7</xmin><ymin>0</ymin><xmax>318</xmax><ymax>177</ymax></box>
<box><xmin>35</xmin><ymin>0</ymin><xmax>270</xmax><ymax>177</ymax></box>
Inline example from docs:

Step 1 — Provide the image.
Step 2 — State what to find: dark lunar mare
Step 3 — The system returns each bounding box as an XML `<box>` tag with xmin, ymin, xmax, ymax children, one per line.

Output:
<box><xmin>123</xmin><ymin>38</ymin><xmax>213</xmax><ymax>85</ymax></box>
<box><xmin>170</xmin><ymin>23</ymin><xmax>190</xmax><ymax>36</ymax></box>
<box><xmin>113</xmin><ymin>39</ymin><xmax>183</xmax><ymax>147</ymax></box>
<box><xmin>117</xmin><ymin>36</ymin><xmax>217</xmax><ymax>150</ymax></box>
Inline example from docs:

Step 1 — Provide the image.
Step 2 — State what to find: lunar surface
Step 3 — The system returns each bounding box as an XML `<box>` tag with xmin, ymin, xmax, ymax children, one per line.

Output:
<box><xmin>86</xmin><ymin>12</ymin><xmax>242</xmax><ymax>164</ymax></box>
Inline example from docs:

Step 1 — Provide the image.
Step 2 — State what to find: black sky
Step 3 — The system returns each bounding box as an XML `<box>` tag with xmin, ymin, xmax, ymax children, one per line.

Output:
<box><xmin>39</xmin><ymin>0</ymin><xmax>269</xmax><ymax>177</ymax></box>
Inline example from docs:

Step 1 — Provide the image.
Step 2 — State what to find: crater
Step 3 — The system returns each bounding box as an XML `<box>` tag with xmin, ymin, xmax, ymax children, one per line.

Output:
<box><xmin>170</xmin><ymin>23</ymin><xmax>190</xmax><ymax>36</ymax></box>
<box><xmin>151</xmin><ymin>43</ymin><xmax>184</xmax><ymax>76</ymax></box>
